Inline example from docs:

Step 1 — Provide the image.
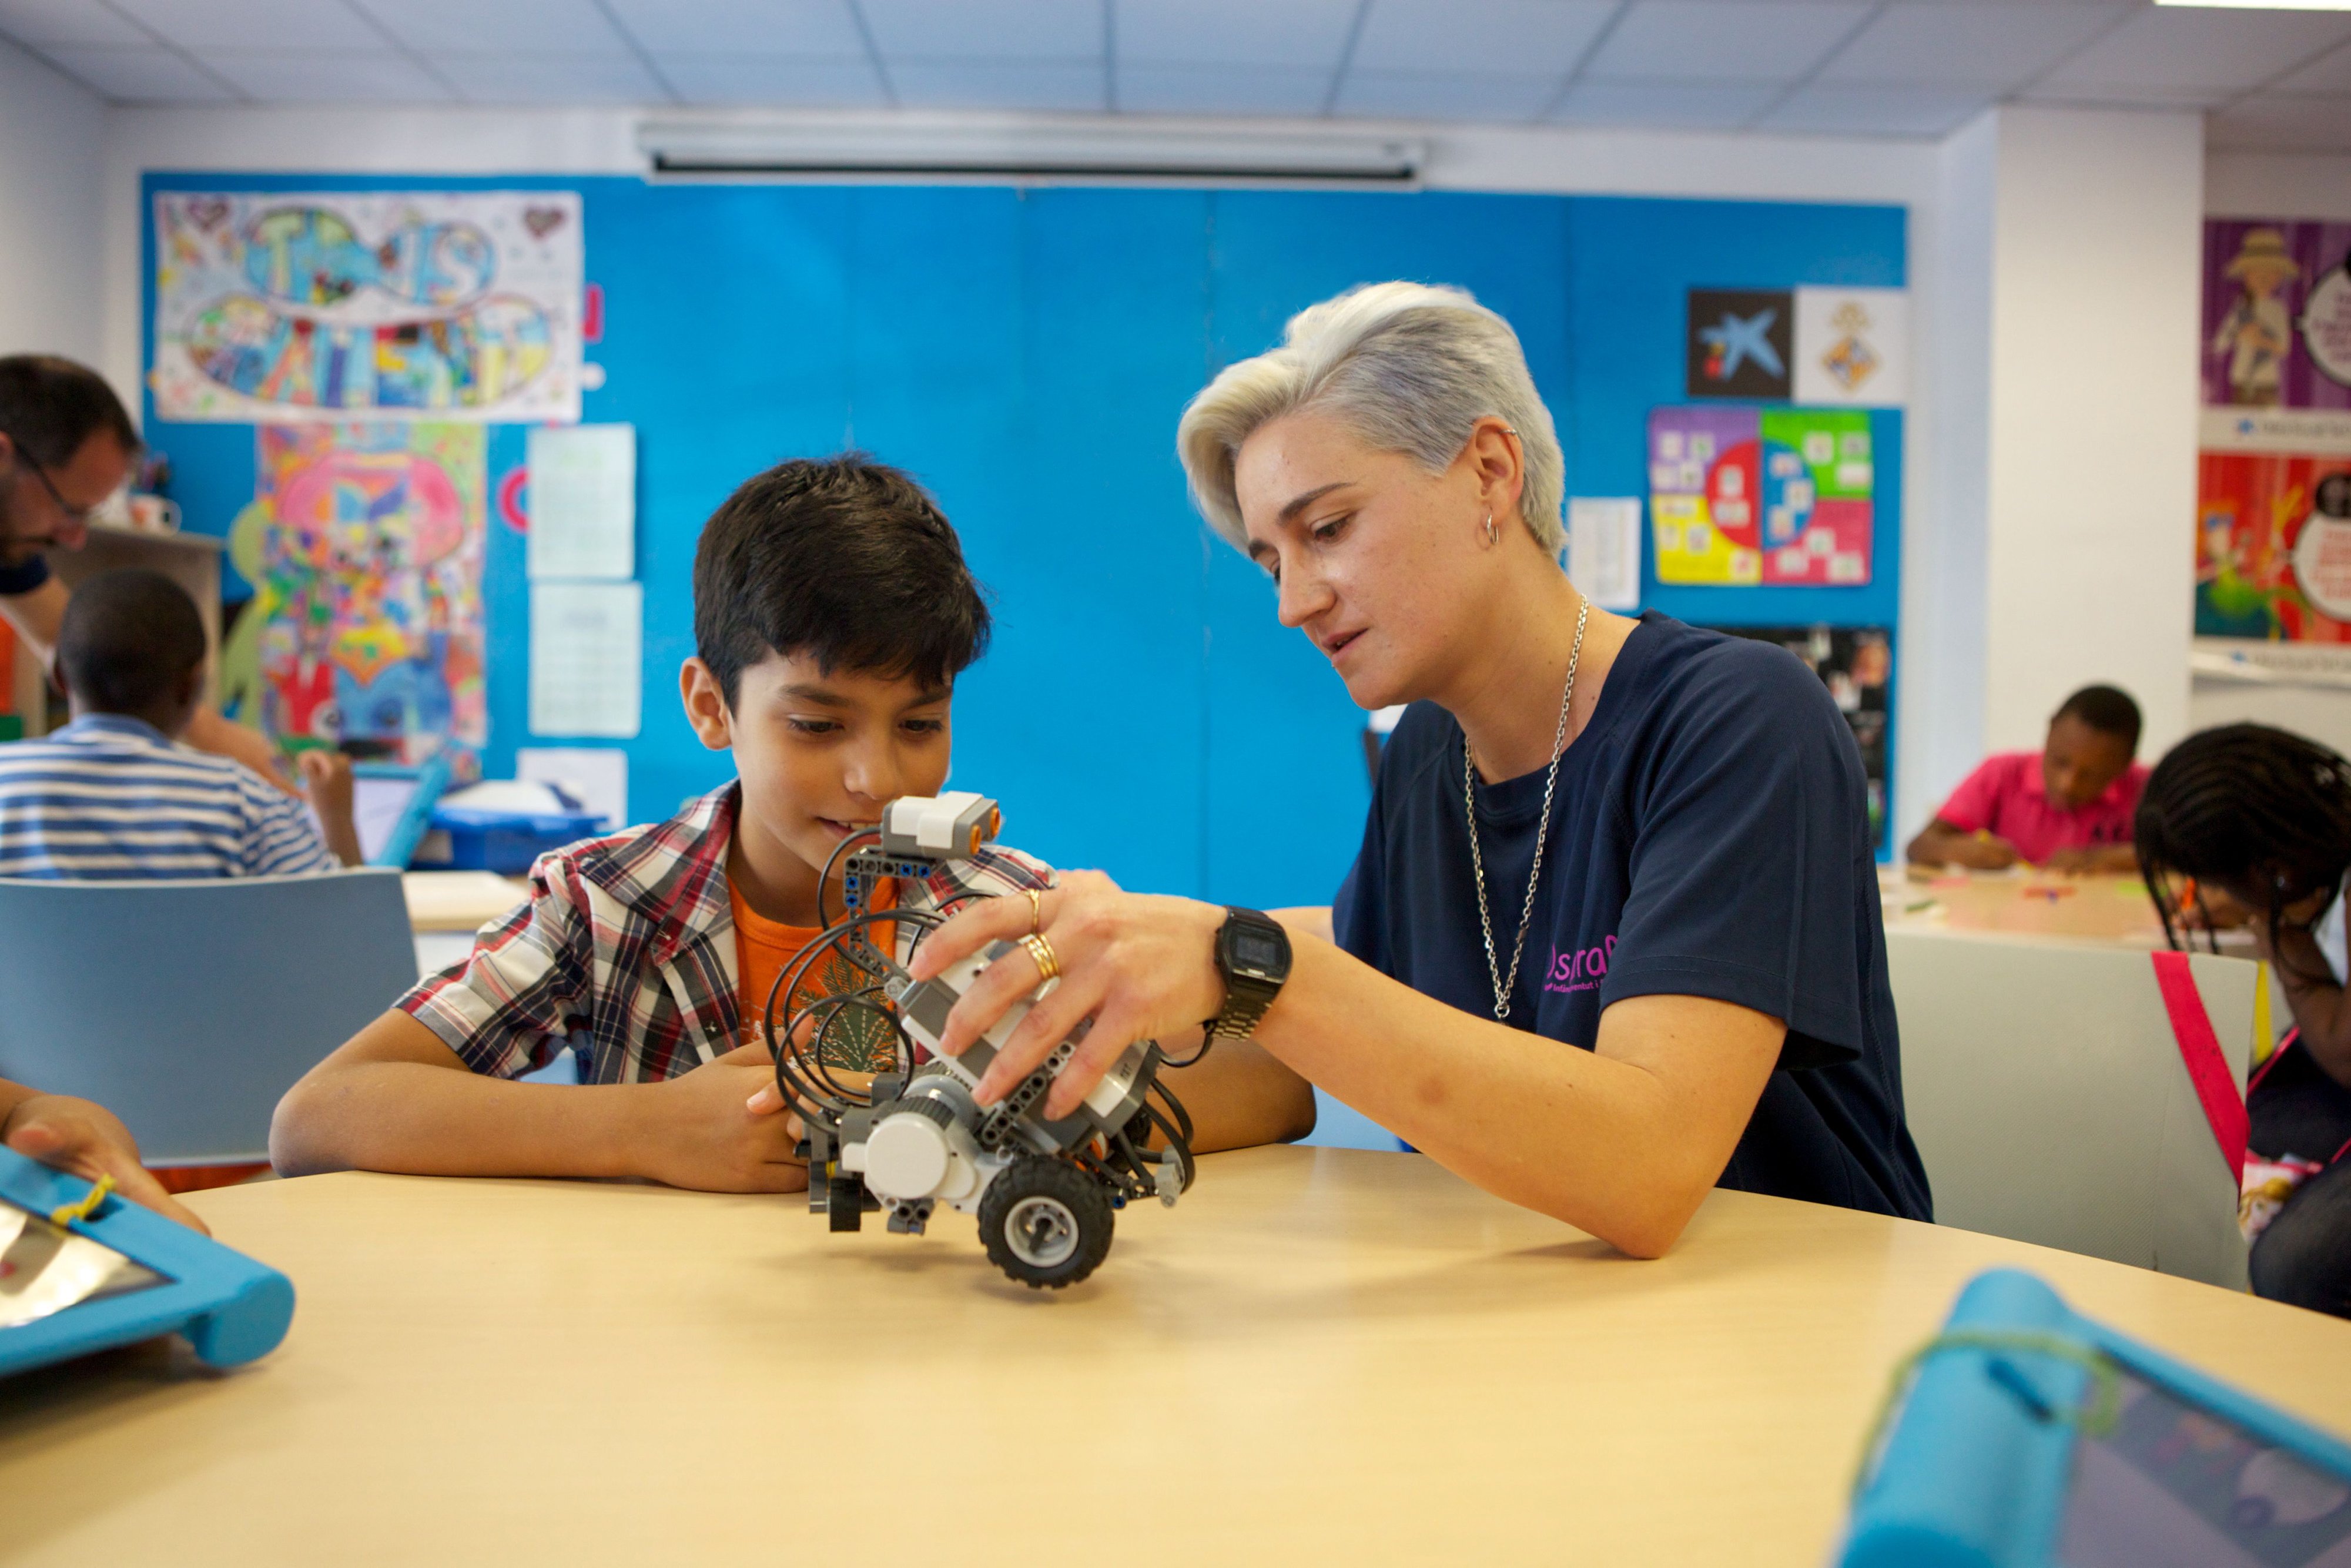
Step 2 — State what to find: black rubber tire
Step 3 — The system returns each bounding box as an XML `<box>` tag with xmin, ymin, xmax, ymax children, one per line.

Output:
<box><xmin>977</xmin><ymin>1155</ymin><xmax>1115</xmax><ymax>1288</ymax></box>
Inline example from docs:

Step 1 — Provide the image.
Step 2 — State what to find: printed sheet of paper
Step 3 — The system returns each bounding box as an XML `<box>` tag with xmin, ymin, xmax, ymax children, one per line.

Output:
<box><xmin>517</xmin><ymin>747</ymin><xmax>629</xmax><ymax>829</ymax></box>
<box><xmin>529</xmin><ymin>582</ymin><xmax>642</xmax><ymax>738</ymax></box>
<box><xmin>526</xmin><ymin>424</ymin><xmax>636</xmax><ymax>581</ymax></box>
<box><xmin>1568</xmin><ymin>497</ymin><xmax>1643</xmax><ymax>611</ymax></box>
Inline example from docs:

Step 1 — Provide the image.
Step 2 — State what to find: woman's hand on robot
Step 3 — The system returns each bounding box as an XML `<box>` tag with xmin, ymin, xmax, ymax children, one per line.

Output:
<box><xmin>908</xmin><ymin>870</ymin><xmax>1228</xmax><ymax>1120</ymax></box>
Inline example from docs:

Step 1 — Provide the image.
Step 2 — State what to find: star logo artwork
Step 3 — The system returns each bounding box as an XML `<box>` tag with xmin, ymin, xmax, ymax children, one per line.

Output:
<box><xmin>1686</xmin><ymin>288</ymin><xmax>1794</xmax><ymax>400</ymax></box>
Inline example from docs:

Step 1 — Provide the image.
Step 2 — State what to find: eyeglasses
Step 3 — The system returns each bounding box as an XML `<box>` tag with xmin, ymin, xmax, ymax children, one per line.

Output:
<box><xmin>0</xmin><ymin>427</ymin><xmax>99</xmax><ymax>527</ymax></box>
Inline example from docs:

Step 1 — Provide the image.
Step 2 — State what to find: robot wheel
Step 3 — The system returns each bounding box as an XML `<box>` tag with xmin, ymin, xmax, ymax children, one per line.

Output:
<box><xmin>977</xmin><ymin>1155</ymin><xmax>1116</xmax><ymax>1289</ymax></box>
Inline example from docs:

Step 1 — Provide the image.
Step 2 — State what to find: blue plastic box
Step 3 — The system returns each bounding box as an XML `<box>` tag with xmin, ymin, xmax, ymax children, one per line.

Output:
<box><xmin>411</xmin><ymin>800</ymin><xmax>607</xmax><ymax>876</ymax></box>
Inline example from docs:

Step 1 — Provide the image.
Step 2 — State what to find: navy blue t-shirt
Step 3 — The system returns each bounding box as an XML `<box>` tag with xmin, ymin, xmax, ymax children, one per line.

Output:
<box><xmin>1334</xmin><ymin>613</ymin><xmax>1931</xmax><ymax>1221</ymax></box>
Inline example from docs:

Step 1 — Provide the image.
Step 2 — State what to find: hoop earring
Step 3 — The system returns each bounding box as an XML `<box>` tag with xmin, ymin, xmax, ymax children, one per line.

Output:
<box><xmin>1482</xmin><ymin>511</ymin><xmax>1499</xmax><ymax>547</ymax></box>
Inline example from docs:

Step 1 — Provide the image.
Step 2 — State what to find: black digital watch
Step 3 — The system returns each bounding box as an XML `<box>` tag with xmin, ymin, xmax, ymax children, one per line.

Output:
<box><xmin>1203</xmin><ymin>906</ymin><xmax>1292</xmax><ymax>1042</ymax></box>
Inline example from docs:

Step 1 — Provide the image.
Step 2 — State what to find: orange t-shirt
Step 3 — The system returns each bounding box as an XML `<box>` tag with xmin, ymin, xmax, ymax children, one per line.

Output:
<box><xmin>731</xmin><ymin>877</ymin><xmax>898</xmax><ymax>1070</ymax></box>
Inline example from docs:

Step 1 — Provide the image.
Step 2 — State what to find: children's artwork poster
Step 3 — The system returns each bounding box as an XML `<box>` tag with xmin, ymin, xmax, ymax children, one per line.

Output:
<box><xmin>1707</xmin><ymin>624</ymin><xmax>1892</xmax><ymax>846</ymax></box>
<box><xmin>218</xmin><ymin>424</ymin><xmax>488</xmax><ymax>769</ymax></box>
<box><xmin>1647</xmin><ymin>405</ymin><xmax>1874</xmax><ymax>587</ymax></box>
<box><xmin>2203</xmin><ymin>220</ymin><xmax>2351</xmax><ymax>412</ymax></box>
<box><xmin>2195</xmin><ymin>408</ymin><xmax>2351</xmax><ymax>646</ymax></box>
<box><xmin>152</xmin><ymin>191</ymin><xmax>582</xmax><ymax>423</ymax></box>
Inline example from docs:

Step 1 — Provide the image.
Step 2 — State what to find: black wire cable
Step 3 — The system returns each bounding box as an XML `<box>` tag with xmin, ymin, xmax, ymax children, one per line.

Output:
<box><xmin>762</xmin><ymin>907</ymin><xmax>944</xmax><ymax>1128</ymax></box>
<box><xmin>814</xmin><ymin>827</ymin><xmax>882</xmax><ymax>929</ymax></box>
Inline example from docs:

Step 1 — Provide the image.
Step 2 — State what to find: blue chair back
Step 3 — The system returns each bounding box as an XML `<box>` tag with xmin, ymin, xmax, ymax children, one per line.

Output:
<box><xmin>0</xmin><ymin>870</ymin><xmax>418</xmax><ymax>1165</ymax></box>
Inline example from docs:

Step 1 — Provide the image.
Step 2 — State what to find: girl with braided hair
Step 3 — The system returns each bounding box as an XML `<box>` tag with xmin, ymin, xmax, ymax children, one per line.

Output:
<box><xmin>2138</xmin><ymin>722</ymin><xmax>2351</xmax><ymax>1317</ymax></box>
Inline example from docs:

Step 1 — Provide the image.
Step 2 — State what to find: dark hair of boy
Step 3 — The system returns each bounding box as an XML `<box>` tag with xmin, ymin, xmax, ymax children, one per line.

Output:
<box><xmin>2135</xmin><ymin>723</ymin><xmax>2351</xmax><ymax>963</ymax></box>
<box><xmin>692</xmin><ymin>454</ymin><xmax>990</xmax><ymax>706</ymax></box>
<box><xmin>58</xmin><ymin>568</ymin><xmax>207</xmax><ymax>730</ymax></box>
<box><xmin>2054</xmin><ymin>684</ymin><xmax>2142</xmax><ymax>754</ymax></box>
<box><xmin>0</xmin><ymin>355</ymin><xmax>140</xmax><ymax>468</ymax></box>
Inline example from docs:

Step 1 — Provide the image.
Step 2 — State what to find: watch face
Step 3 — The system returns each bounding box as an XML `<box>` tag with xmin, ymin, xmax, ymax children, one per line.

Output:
<box><xmin>1232</xmin><ymin>929</ymin><xmax>1284</xmax><ymax>974</ymax></box>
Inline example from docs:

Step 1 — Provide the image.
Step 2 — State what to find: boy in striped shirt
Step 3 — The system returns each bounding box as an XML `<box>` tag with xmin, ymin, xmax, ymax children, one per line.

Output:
<box><xmin>0</xmin><ymin>568</ymin><xmax>360</xmax><ymax>879</ymax></box>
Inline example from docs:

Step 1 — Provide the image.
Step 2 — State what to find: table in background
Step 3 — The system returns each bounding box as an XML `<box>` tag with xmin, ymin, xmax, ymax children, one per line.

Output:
<box><xmin>5</xmin><ymin>1147</ymin><xmax>2348</xmax><ymax>1566</ymax></box>
<box><xmin>1881</xmin><ymin>866</ymin><xmax>2168</xmax><ymax>947</ymax></box>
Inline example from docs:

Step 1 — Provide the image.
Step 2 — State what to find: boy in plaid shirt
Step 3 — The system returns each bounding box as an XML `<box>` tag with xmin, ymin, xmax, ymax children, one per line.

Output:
<box><xmin>272</xmin><ymin>457</ymin><xmax>1312</xmax><ymax>1190</ymax></box>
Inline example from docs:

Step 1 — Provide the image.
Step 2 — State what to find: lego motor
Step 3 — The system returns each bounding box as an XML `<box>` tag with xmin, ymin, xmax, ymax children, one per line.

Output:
<box><xmin>771</xmin><ymin>792</ymin><xmax>1201</xmax><ymax>1289</ymax></box>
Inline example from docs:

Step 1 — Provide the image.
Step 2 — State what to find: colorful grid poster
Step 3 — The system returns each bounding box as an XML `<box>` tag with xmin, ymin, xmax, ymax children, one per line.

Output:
<box><xmin>1647</xmin><ymin>406</ymin><xmax>1874</xmax><ymax>586</ymax></box>
<box><xmin>218</xmin><ymin>424</ymin><xmax>487</xmax><ymax>767</ymax></box>
<box><xmin>153</xmin><ymin>191</ymin><xmax>582</xmax><ymax>423</ymax></box>
<box><xmin>2203</xmin><ymin>220</ymin><xmax>2351</xmax><ymax>413</ymax></box>
<box><xmin>2196</xmin><ymin>415</ymin><xmax>2351</xmax><ymax>644</ymax></box>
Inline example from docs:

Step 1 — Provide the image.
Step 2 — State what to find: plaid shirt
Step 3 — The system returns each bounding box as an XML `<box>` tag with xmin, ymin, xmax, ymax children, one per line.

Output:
<box><xmin>400</xmin><ymin>782</ymin><xmax>1053</xmax><ymax>1083</ymax></box>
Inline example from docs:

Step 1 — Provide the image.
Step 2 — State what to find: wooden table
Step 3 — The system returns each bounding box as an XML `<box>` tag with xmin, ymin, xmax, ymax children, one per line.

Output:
<box><xmin>5</xmin><ymin>1147</ymin><xmax>2348</xmax><ymax>1566</ymax></box>
<box><xmin>399</xmin><ymin>870</ymin><xmax>530</xmax><ymax>933</ymax></box>
<box><xmin>1883</xmin><ymin>867</ymin><xmax>2169</xmax><ymax>947</ymax></box>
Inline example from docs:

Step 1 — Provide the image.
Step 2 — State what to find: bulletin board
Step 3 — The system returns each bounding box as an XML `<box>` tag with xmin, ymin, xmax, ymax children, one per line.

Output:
<box><xmin>144</xmin><ymin>175</ymin><xmax>1906</xmax><ymax>906</ymax></box>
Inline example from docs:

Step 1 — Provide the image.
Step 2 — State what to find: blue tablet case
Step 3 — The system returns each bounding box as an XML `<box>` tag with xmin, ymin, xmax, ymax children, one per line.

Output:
<box><xmin>1842</xmin><ymin>1268</ymin><xmax>2351</xmax><ymax>1568</ymax></box>
<box><xmin>356</xmin><ymin>751</ymin><xmax>454</xmax><ymax>870</ymax></box>
<box><xmin>0</xmin><ymin>1149</ymin><xmax>294</xmax><ymax>1378</ymax></box>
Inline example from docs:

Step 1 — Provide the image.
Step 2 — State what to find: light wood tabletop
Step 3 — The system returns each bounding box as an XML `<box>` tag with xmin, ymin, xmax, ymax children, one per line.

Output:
<box><xmin>5</xmin><ymin>1147</ymin><xmax>2349</xmax><ymax>1566</ymax></box>
<box><xmin>1883</xmin><ymin>867</ymin><xmax>2169</xmax><ymax>947</ymax></box>
<box><xmin>399</xmin><ymin>869</ymin><xmax>530</xmax><ymax>933</ymax></box>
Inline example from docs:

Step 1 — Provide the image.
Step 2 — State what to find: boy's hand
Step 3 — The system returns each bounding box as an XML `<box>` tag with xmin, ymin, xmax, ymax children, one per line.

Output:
<box><xmin>643</xmin><ymin>1043</ymin><xmax>809</xmax><ymax>1193</ymax></box>
<box><xmin>297</xmin><ymin>751</ymin><xmax>366</xmax><ymax>867</ymax></box>
<box><xmin>3</xmin><ymin>1093</ymin><xmax>211</xmax><ymax>1234</ymax></box>
<box><xmin>1945</xmin><ymin>833</ymin><xmax>2021</xmax><ymax>871</ymax></box>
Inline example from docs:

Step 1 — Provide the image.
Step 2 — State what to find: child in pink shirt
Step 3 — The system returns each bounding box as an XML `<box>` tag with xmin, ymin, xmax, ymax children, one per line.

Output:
<box><xmin>1908</xmin><ymin>685</ymin><xmax>2147</xmax><ymax>872</ymax></box>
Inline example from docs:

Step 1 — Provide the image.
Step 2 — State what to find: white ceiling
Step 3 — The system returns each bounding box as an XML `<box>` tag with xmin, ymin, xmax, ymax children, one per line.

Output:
<box><xmin>1</xmin><ymin>0</ymin><xmax>2347</xmax><ymax>150</ymax></box>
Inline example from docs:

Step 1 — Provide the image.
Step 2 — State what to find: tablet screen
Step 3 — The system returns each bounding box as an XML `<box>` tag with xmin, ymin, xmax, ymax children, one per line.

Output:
<box><xmin>0</xmin><ymin>1197</ymin><xmax>168</xmax><ymax>1329</ymax></box>
<box><xmin>2058</xmin><ymin>1363</ymin><xmax>2351</xmax><ymax>1568</ymax></box>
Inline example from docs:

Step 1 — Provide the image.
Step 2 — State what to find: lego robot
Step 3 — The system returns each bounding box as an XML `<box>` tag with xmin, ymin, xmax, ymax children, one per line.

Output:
<box><xmin>771</xmin><ymin>792</ymin><xmax>1200</xmax><ymax>1289</ymax></box>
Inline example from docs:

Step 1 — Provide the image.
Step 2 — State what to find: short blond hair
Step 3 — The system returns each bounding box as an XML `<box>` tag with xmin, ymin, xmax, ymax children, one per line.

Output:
<box><xmin>1176</xmin><ymin>282</ymin><xmax>1564</xmax><ymax>552</ymax></box>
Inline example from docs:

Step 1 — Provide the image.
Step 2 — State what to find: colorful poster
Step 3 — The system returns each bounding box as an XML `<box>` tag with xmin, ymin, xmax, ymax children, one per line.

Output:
<box><xmin>1647</xmin><ymin>406</ymin><xmax>1874</xmax><ymax>586</ymax></box>
<box><xmin>2195</xmin><ymin>410</ymin><xmax>2351</xmax><ymax>644</ymax></box>
<box><xmin>153</xmin><ymin>191</ymin><xmax>582</xmax><ymax>423</ymax></box>
<box><xmin>219</xmin><ymin>424</ymin><xmax>487</xmax><ymax>768</ymax></box>
<box><xmin>2202</xmin><ymin>220</ymin><xmax>2351</xmax><ymax>411</ymax></box>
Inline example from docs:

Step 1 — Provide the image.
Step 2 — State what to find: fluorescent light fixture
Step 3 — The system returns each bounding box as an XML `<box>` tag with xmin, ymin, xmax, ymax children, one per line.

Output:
<box><xmin>2155</xmin><ymin>1</ymin><xmax>2351</xmax><ymax>9</ymax></box>
<box><xmin>637</xmin><ymin>120</ymin><xmax>1426</xmax><ymax>185</ymax></box>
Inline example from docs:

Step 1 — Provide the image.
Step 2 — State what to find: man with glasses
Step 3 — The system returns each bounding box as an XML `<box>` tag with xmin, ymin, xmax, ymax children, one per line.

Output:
<box><xmin>0</xmin><ymin>353</ymin><xmax>284</xmax><ymax>782</ymax></box>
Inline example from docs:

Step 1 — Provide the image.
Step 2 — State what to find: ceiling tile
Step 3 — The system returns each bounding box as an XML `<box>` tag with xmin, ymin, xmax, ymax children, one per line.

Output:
<box><xmin>1114</xmin><ymin>0</ymin><xmax>1358</xmax><ymax>68</ymax></box>
<box><xmin>350</xmin><ymin>0</ymin><xmax>634</xmax><ymax>56</ymax></box>
<box><xmin>1332</xmin><ymin>68</ymin><xmax>1555</xmax><ymax>120</ymax></box>
<box><xmin>2206</xmin><ymin>94</ymin><xmax>2351</xmax><ymax>155</ymax></box>
<box><xmin>112</xmin><ymin>0</ymin><xmax>384</xmax><ymax>51</ymax></box>
<box><xmin>2270</xmin><ymin>39</ymin><xmax>2351</xmax><ymax>98</ymax></box>
<box><xmin>195</xmin><ymin>46</ymin><xmax>454</xmax><ymax>99</ymax></box>
<box><xmin>889</xmin><ymin>58</ymin><xmax>1105</xmax><ymax>109</ymax></box>
<box><xmin>1815</xmin><ymin>1</ymin><xmax>2125</xmax><ymax>90</ymax></box>
<box><xmin>1548</xmin><ymin>77</ymin><xmax>1780</xmax><ymax>129</ymax></box>
<box><xmin>605</xmin><ymin>0</ymin><xmax>867</xmax><ymax>59</ymax></box>
<box><xmin>1349</xmin><ymin>0</ymin><xmax>1615</xmax><ymax>79</ymax></box>
<box><xmin>1585</xmin><ymin>0</ymin><xmax>1874</xmax><ymax>85</ymax></box>
<box><xmin>2035</xmin><ymin>6</ymin><xmax>2351</xmax><ymax>98</ymax></box>
<box><xmin>428</xmin><ymin>51</ymin><xmax>666</xmax><ymax>103</ymax></box>
<box><xmin>39</xmin><ymin>43</ymin><xmax>235</xmax><ymax>98</ymax></box>
<box><xmin>0</xmin><ymin>0</ymin><xmax>152</xmax><ymax>47</ymax></box>
<box><xmin>653</xmin><ymin>51</ymin><xmax>885</xmax><ymax>104</ymax></box>
<box><xmin>1759</xmin><ymin>82</ymin><xmax>1990</xmax><ymax>136</ymax></box>
<box><xmin>863</xmin><ymin>0</ymin><xmax>1101</xmax><ymax>62</ymax></box>
<box><xmin>1114</xmin><ymin>61</ymin><xmax>1328</xmax><ymax>113</ymax></box>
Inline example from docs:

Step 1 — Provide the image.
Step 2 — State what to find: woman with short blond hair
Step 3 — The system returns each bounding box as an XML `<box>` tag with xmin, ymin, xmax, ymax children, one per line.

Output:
<box><xmin>916</xmin><ymin>282</ymin><xmax>1928</xmax><ymax>1256</ymax></box>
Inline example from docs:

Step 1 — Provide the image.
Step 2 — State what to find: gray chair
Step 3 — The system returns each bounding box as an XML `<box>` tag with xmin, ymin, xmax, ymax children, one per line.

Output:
<box><xmin>1886</xmin><ymin>928</ymin><xmax>2258</xmax><ymax>1289</ymax></box>
<box><xmin>0</xmin><ymin>870</ymin><xmax>419</xmax><ymax>1167</ymax></box>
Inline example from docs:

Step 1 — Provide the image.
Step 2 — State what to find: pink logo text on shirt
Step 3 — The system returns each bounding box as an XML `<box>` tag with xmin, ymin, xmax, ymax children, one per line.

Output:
<box><xmin>1545</xmin><ymin>935</ymin><xmax>1615</xmax><ymax>995</ymax></box>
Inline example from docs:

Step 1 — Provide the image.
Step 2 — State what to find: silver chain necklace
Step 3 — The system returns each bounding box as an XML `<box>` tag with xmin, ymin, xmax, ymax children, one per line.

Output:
<box><xmin>1463</xmin><ymin>598</ymin><xmax>1590</xmax><ymax>1020</ymax></box>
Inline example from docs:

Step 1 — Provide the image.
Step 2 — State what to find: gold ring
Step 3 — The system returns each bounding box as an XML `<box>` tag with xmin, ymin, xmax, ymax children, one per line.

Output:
<box><xmin>1019</xmin><ymin>932</ymin><xmax>1061</xmax><ymax>986</ymax></box>
<box><xmin>1022</xmin><ymin>887</ymin><xmax>1042</xmax><ymax>933</ymax></box>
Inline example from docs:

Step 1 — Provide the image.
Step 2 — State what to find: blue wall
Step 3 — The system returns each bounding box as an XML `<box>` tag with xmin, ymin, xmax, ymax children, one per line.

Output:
<box><xmin>145</xmin><ymin>174</ymin><xmax>1905</xmax><ymax>909</ymax></box>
